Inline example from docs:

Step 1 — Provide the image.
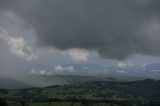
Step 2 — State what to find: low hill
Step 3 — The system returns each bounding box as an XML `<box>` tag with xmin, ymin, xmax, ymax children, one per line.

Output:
<box><xmin>0</xmin><ymin>77</ymin><xmax>33</xmax><ymax>89</ymax></box>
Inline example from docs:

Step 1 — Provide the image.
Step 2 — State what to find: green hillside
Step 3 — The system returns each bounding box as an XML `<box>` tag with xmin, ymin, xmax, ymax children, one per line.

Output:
<box><xmin>0</xmin><ymin>79</ymin><xmax>160</xmax><ymax>106</ymax></box>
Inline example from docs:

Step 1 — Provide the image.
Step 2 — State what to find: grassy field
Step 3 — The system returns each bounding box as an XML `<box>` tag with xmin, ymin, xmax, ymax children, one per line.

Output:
<box><xmin>7</xmin><ymin>101</ymin><xmax>119</xmax><ymax>106</ymax></box>
<box><xmin>1</xmin><ymin>80</ymin><xmax>160</xmax><ymax>106</ymax></box>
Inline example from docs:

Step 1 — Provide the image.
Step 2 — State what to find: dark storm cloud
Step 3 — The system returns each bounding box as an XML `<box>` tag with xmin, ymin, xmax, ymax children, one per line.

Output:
<box><xmin>1</xmin><ymin>0</ymin><xmax>160</xmax><ymax>59</ymax></box>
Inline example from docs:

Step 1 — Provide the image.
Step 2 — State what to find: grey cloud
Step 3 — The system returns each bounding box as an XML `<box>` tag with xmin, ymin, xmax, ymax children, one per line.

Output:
<box><xmin>1</xmin><ymin>0</ymin><xmax>160</xmax><ymax>60</ymax></box>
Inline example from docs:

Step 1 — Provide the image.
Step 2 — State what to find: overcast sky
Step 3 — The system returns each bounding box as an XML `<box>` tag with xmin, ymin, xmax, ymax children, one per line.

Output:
<box><xmin>0</xmin><ymin>0</ymin><xmax>160</xmax><ymax>77</ymax></box>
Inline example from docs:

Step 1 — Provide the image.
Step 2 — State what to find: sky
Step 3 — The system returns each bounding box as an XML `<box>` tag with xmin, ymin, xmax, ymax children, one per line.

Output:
<box><xmin>0</xmin><ymin>0</ymin><xmax>160</xmax><ymax>78</ymax></box>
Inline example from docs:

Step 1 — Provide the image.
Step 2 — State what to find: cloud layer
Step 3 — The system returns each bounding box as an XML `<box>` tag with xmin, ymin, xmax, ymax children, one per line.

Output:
<box><xmin>1</xmin><ymin>0</ymin><xmax>160</xmax><ymax>60</ymax></box>
<box><xmin>67</xmin><ymin>49</ymin><xmax>90</xmax><ymax>61</ymax></box>
<box><xmin>54</xmin><ymin>65</ymin><xmax>75</xmax><ymax>73</ymax></box>
<box><xmin>0</xmin><ymin>27</ymin><xmax>37</xmax><ymax>61</ymax></box>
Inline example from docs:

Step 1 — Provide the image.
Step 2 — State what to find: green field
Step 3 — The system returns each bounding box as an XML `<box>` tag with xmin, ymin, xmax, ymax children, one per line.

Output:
<box><xmin>1</xmin><ymin>79</ymin><xmax>160</xmax><ymax>106</ymax></box>
<box><xmin>7</xmin><ymin>101</ymin><xmax>119</xmax><ymax>106</ymax></box>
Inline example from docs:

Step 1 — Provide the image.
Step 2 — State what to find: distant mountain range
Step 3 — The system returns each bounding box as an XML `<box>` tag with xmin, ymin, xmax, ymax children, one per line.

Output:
<box><xmin>29</xmin><ymin>63</ymin><xmax>160</xmax><ymax>79</ymax></box>
<box><xmin>0</xmin><ymin>63</ymin><xmax>160</xmax><ymax>89</ymax></box>
<box><xmin>0</xmin><ymin>74</ymin><xmax>143</xmax><ymax>89</ymax></box>
<box><xmin>0</xmin><ymin>77</ymin><xmax>33</xmax><ymax>89</ymax></box>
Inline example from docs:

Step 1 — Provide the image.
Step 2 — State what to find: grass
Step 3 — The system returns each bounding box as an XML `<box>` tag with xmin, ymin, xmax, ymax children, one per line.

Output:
<box><xmin>7</xmin><ymin>101</ymin><xmax>119</xmax><ymax>106</ymax></box>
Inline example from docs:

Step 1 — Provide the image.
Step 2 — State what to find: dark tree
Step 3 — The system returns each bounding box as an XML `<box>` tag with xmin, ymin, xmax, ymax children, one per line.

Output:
<box><xmin>20</xmin><ymin>101</ymin><xmax>26</xmax><ymax>106</ymax></box>
<box><xmin>0</xmin><ymin>98</ymin><xmax>7</xmax><ymax>106</ymax></box>
<box><xmin>80</xmin><ymin>101</ymin><xmax>92</xmax><ymax>106</ymax></box>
